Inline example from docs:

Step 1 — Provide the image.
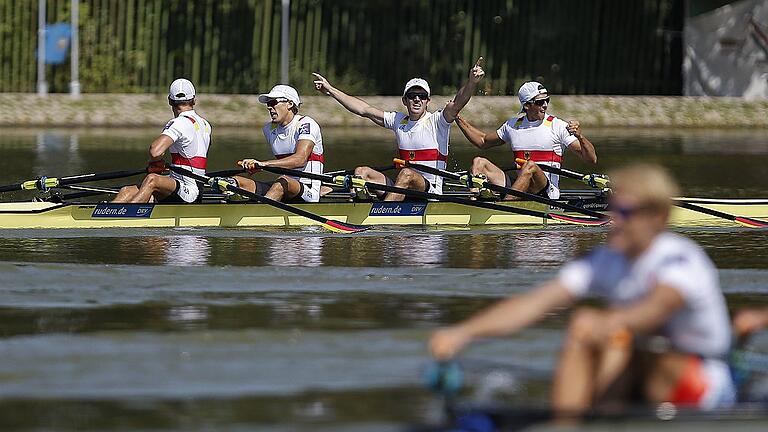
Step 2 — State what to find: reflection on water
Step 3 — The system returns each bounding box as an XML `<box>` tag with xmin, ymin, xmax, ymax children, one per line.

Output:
<box><xmin>1</xmin><ymin>127</ymin><xmax>768</xmax><ymax>199</ymax></box>
<box><xmin>1</xmin><ymin>127</ymin><xmax>767</xmax><ymax>430</ymax></box>
<box><xmin>165</xmin><ymin>235</ymin><xmax>211</xmax><ymax>266</ymax></box>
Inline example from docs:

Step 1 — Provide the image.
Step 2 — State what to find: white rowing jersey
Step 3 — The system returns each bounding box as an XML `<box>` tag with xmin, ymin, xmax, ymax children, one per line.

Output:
<box><xmin>496</xmin><ymin>114</ymin><xmax>577</xmax><ymax>199</ymax></box>
<box><xmin>262</xmin><ymin>115</ymin><xmax>324</xmax><ymax>202</ymax></box>
<box><xmin>558</xmin><ymin>232</ymin><xmax>731</xmax><ymax>359</ymax></box>
<box><xmin>383</xmin><ymin>110</ymin><xmax>451</xmax><ymax>193</ymax></box>
<box><xmin>161</xmin><ymin>110</ymin><xmax>212</xmax><ymax>203</ymax></box>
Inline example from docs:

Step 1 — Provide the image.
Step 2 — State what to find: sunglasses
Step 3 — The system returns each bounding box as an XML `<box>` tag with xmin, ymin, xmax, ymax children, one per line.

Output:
<box><xmin>266</xmin><ymin>98</ymin><xmax>289</xmax><ymax>108</ymax></box>
<box><xmin>405</xmin><ymin>92</ymin><xmax>429</xmax><ymax>101</ymax></box>
<box><xmin>610</xmin><ymin>203</ymin><xmax>650</xmax><ymax>219</ymax></box>
<box><xmin>528</xmin><ymin>97</ymin><xmax>550</xmax><ymax>106</ymax></box>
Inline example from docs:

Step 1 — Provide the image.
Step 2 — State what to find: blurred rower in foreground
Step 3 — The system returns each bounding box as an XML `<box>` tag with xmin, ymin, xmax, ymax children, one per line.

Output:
<box><xmin>113</xmin><ymin>78</ymin><xmax>211</xmax><ymax>203</ymax></box>
<box><xmin>233</xmin><ymin>85</ymin><xmax>326</xmax><ymax>203</ymax></box>
<box><xmin>455</xmin><ymin>82</ymin><xmax>596</xmax><ymax>199</ymax></box>
<box><xmin>312</xmin><ymin>58</ymin><xmax>484</xmax><ymax>201</ymax></box>
<box><xmin>430</xmin><ymin>163</ymin><xmax>735</xmax><ymax>417</ymax></box>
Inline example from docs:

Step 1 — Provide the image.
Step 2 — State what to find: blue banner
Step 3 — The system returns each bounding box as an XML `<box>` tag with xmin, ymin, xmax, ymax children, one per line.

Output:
<box><xmin>40</xmin><ymin>23</ymin><xmax>72</xmax><ymax>65</ymax></box>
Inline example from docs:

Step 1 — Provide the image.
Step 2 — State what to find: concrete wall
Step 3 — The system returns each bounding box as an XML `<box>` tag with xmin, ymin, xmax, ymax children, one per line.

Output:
<box><xmin>2</xmin><ymin>94</ymin><xmax>766</xmax><ymax>128</ymax></box>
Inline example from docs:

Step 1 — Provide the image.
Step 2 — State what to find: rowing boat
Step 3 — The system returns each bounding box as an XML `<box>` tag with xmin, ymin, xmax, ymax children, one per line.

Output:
<box><xmin>0</xmin><ymin>192</ymin><xmax>766</xmax><ymax>229</ymax></box>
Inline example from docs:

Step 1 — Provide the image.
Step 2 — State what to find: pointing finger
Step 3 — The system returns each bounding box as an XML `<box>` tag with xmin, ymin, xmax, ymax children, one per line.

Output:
<box><xmin>475</xmin><ymin>56</ymin><xmax>484</xmax><ymax>67</ymax></box>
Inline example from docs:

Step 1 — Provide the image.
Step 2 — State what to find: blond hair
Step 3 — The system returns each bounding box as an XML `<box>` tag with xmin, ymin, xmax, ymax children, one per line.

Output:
<box><xmin>609</xmin><ymin>163</ymin><xmax>680</xmax><ymax>212</ymax></box>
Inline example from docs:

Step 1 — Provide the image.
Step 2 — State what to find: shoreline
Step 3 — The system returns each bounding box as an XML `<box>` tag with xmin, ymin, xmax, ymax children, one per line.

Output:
<box><xmin>2</xmin><ymin>94</ymin><xmax>767</xmax><ymax>128</ymax></box>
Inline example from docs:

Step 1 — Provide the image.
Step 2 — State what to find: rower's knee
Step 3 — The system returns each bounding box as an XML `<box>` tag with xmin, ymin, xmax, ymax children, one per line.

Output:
<box><xmin>471</xmin><ymin>156</ymin><xmax>490</xmax><ymax>173</ymax></box>
<box><xmin>566</xmin><ymin>307</ymin><xmax>602</xmax><ymax>344</ymax></box>
<box><xmin>395</xmin><ymin>168</ymin><xmax>420</xmax><ymax>186</ymax></box>
<box><xmin>142</xmin><ymin>173</ymin><xmax>162</xmax><ymax>189</ymax></box>
<box><xmin>354</xmin><ymin>166</ymin><xmax>371</xmax><ymax>178</ymax></box>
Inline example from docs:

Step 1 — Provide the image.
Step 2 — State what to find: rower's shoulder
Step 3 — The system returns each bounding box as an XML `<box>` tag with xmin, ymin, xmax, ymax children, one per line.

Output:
<box><xmin>649</xmin><ymin>232</ymin><xmax>714</xmax><ymax>269</ymax></box>
<box><xmin>297</xmin><ymin>115</ymin><xmax>321</xmax><ymax>128</ymax></box>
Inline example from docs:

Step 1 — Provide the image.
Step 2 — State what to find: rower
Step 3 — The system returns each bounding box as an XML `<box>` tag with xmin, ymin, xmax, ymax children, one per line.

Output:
<box><xmin>429</xmin><ymin>163</ymin><xmax>735</xmax><ymax>417</ymax></box>
<box><xmin>454</xmin><ymin>81</ymin><xmax>597</xmax><ymax>199</ymax></box>
<box><xmin>312</xmin><ymin>59</ymin><xmax>485</xmax><ymax>201</ymax></box>
<box><xmin>232</xmin><ymin>85</ymin><xmax>325</xmax><ymax>203</ymax></box>
<box><xmin>113</xmin><ymin>78</ymin><xmax>211</xmax><ymax>203</ymax></box>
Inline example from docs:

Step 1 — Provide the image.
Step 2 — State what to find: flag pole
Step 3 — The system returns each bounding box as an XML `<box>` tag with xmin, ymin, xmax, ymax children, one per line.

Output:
<box><xmin>70</xmin><ymin>0</ymin><xmax>81</xmax><ymax>98</ymax></box>
<box><xmin>37</xmin><ymin>0</ymin><xmax>48</xmax><ymax>96</ymax></box>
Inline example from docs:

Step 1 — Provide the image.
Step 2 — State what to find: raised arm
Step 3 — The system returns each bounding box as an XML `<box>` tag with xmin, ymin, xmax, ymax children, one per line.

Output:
<box><xmin>429</xmin><ymin>280</ymin><xmax>574</xmax><ymax>360</ymax></box>
<box><xmin>313</xmin><ymin>73</ymin><xmax>386</xmax><ymax>127</ymax></box>
<box><xmin>566</xmin><ymin>120</ymin><xmax>597</xmax><ymax>164</ymax></box>
<box><xmin>443</xmin><ymin>57</ymin><xmax>485</xmax><ymax>123</ymax></box>
<box><xmin>455</xmin><ymin>114</ymin><xmax>505</xmax><ymax>149</ymax></box>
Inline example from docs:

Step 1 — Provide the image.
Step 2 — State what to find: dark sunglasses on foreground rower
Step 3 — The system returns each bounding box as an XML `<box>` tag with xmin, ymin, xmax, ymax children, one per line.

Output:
<box><xmin>529</xmin><ymin>97</ymin><xmax>550</xmax><ymax>106</ymax></box>
<box><xmin>266</xmin><ymin>98</ymin><xmax>289</xmax><ymax>107</ymax></box>
<box><xmin>405</xmin><ymin>92</ymin><xmax>429</xmax><ymax>101</ymax></box>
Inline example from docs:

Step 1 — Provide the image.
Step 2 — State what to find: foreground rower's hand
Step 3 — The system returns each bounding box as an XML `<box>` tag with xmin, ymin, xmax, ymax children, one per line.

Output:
<box><xmin>470</xmin><ymin>57</ymin><xmax>485</xmax><ymax>84</ymax></box>
<box><xmin>147</xmin><ymin>160</ymin><xmax>167</xmax><ymax>174</ymax></box>
<box><xmin>238</xmin><ymin>159</ymin><xmax>264</xmax><ymax>173</ymax></box>
<box><xmin>429</xmin><ymin>327</ymin><xmax>472</xmax><ymax>361</ymax></box>
<box><xmin>733</xmin><ymin>309</ymin><xmax>768</xmax><ymax>340</ymax></box>
<box><xmin>312</xmin><ymin>72</ymin><xmax>332</xmax><ymax>96</ymax></box>
<box><xmin>567</xmin><ymin>120</ymin><xmax>583</xmax><ymax>138</ymax></box>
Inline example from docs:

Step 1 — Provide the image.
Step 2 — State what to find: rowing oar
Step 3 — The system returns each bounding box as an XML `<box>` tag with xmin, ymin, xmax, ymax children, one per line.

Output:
<box><xmin>520</xmin><ymin>158</ymin><xmax>768</xmax><ymax>229</ymax></box>
<box><xmin>395</xmin><ymin>159</ymin><xmax>609</xmax><ymax>220</ymax></box>
<box><xmin>513</xmin><ymin>158</ymin><xmax>611</xmax><ymax>189</ymax></box>
<box><xmin>0</xmin><ymin>168</ymin><xmax>147</xmax><ymax>194</ymax></box>
<box><xmin>255</xmin><ymin>165</ymin><xmax>608</xmax><ymax>226</ymax></box>
<box><xmin>325</xmin><ymin>164</ymin><xmax>396</xmax><ymax>176</ymax></box>
<box><xmin>168</xmin><ymin>166</ymin><xmax>368</xmax><ymax>233</ymax></box>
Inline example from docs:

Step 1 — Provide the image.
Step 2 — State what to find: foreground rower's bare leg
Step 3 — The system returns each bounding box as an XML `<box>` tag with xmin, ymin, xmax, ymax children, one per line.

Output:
<box><xmin>354</xmin><ymin>166</ymin><xmax>389</xmax><ymax>199</ymax></box>
<box><xmin>129</xmin><ymin>174</ymin><xmax>177</xmax><ymax>203</ymax></box>
<box><xmin>507</xmin><ymin>160</ymin><xmax>548</xmax><ymax>200</ymax></box>
<box><xmin>112</xmin><ymin>185</ymin><xmax>140</xmax><ymax>203</ymax></box>
<box><xmin>386</xmin><ymin>168</ymin><xmax>427</xmax><ymax>201</ymax></box>
<box><xmin>551</xmin><ymin>308</ymin><xmax>601</xmax><ymax>419</ymax></box>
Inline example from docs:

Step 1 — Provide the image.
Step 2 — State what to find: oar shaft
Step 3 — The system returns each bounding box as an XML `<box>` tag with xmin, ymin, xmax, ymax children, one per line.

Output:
<box><xmin>398</xmin><ymin>159</ymin><xmax>606</xmax><ymax>219</ymax></box>
<box><xmin>0</xmin><ymin>168</ymin><xmax>147</xmax><ymax>193</ymax></box>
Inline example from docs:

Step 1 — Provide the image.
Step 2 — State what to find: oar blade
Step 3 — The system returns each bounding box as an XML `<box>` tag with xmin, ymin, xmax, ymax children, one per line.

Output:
<box><xmin>323</xmin><ymin>220</ymin><xmax>370</xmax><ymax>233</ymax></box>
<box><xmin>734</xmin><ymin>216</ymin><xmax>768</xmax><ymax>228</ymax></box>
<box><xmin>548</xmin><ymin>213</ymin><xmax>611</xmax><ymax>226</ymax></box>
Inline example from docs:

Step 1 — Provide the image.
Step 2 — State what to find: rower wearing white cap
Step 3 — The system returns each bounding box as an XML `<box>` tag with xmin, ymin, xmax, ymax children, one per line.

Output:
<box><xmin>113</xmin><ymin>78</ymin><xmax>211</xmax><ymax>204</ymax></box>
<box><xmin>312</xmin><ymin>59</ymin><xmax>485</xmax><ymax>201</ymax></box>
<box><xmin>455</xmin><ymin>81</ymin><xmax>597</xmax><ymax>200</ymax></box>
<box><xmin>234</xmin><ymin>84</ymin><xmax>325</xmax><ymax>203</ymax></box>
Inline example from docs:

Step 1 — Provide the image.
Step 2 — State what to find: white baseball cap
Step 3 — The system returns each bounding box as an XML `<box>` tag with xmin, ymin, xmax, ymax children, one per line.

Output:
<box><xmin>518</xmin><ymin>81</ymin><xmax>548</xmax><ymax>107</ymax></box>
<box><xmin>403</xmin><ymin>78</ymin><xmax>431</xmax><ymax>97</ymax></box>
<box><xmin>169</xmin><ymin>78</ymin><xmax>196</xmax><ymax>102</ymax></box>
<box><xmin>258</xmin><ymin>84</ymin><xmax>301</xmax><ymax>106</ymax></box>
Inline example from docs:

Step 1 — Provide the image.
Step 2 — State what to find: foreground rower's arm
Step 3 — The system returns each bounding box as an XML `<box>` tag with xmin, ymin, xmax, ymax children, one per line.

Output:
<box><xmin>602</xmin><ymin>283</ymin><xmax>685</xmax><ymax>337</ymax></box>
<box><xmin>455</xmin><ymin>114</ymin><xmax>505</xmax><ymax>149</ymax></box>
<box><xmin>240</xmin><ymin>141</ymin><xmax>315</xmax><ymax>171</ymax></box>
<box><xmin>442</xmin><ymin>57</ymin><xmax>485</xmax><ymax>123</ymax></box>
<box><xmin>313</xmin><ymin>72</ymin><xmax>385</xmax><ymax>127</ymax></box>
<box><xmin>430</xmin><ymin>281</ymin><xmax>574</xmax><ymax>360</ymax></box>
<box><xmin>565</xmin><ymin>120</ymin><xmax>597</xmax><ymax>164</ymax></box>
